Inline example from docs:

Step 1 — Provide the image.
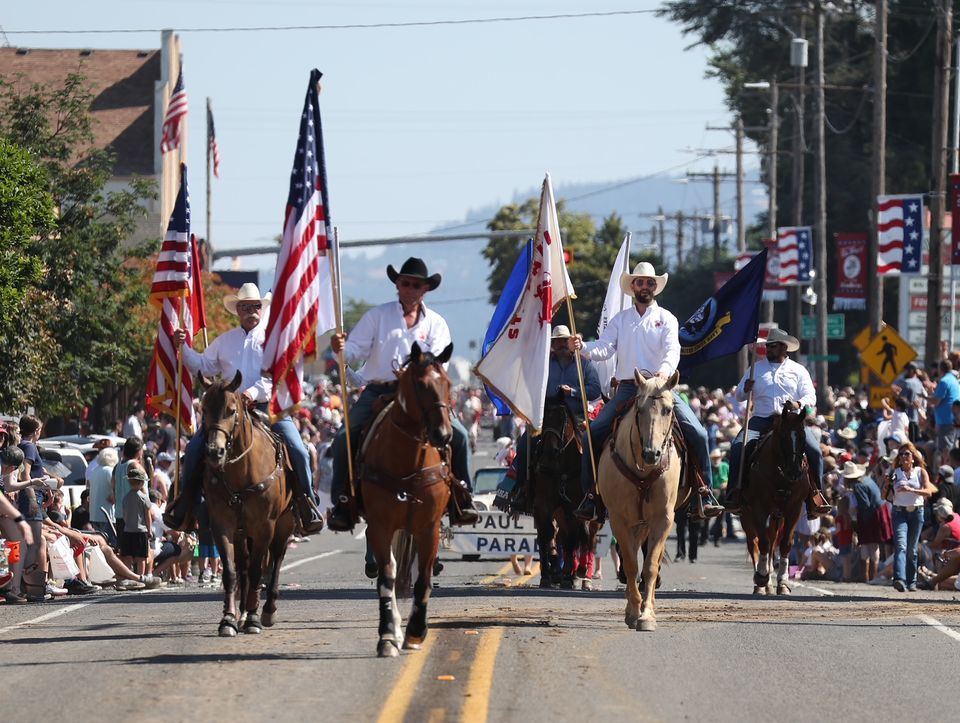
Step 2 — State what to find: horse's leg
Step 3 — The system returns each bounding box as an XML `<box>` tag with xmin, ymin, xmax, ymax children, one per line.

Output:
<box><xmin>611</xmin><ymin>509</ymin><xmax>642</xmax><ymax>629</ymax></box>
<box><xmin>534</xmin><ymin>496</ymin><xmax>558</xmax><ymax>589</ymax></box>
<box><xmin>263</xmin><ymin>511</ymin><xmax>294</xmax><ymax>628</ymax></box>
<box><xmin>763</xmin><ymin>519</ymin><xmax>780</xmax><ymax>594</ymax></box>
<box><xmin>558</xmin><ymin>509</ymin><xmax>578</xmax><ymax>590</ymax></box>
<box><xmin>638</xmin><ymin>512</ymin><xmax>671</xmax><ymax>632</ymax></box>
<box><xmin>233</xmin><ymin>533</ymin><xmax>250</xmax><ymax>628</ymax></box>
<box><xmin>214</xmin><ymin>525</ymin><xmax>239</xmax><ymax>637</ymax></box>
<box><xmin>241</xmin><ymin>531</ymin><xmax>270</xmax><ymax>634</ymax></box>
<box><xmin>404</xmin><ymin>515</ymin><xmax>442</xmax><ymax>650</ymax></box>
<box><xmin>369</xmin><ymin>517</ymin><xmax>401</xmax><ymax>658</ymax></box>
<box><xmin>778</xmin><ymin>509</ymin><xmax>801</xmax><ymax>595</ymax></box>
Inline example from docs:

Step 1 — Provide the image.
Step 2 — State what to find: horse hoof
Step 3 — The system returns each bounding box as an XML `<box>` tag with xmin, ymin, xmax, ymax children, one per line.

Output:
<box><xmin>539</xmin><ymin>577</ymin><xmax>554</xmax><ymax>589</ymax></box>
<box><xmin>753</xmin><ymin>585</ymin><xmax>766</xmax><ymax>596</ymax></box>
<box><xmin>218</xmin><ymin>616</ymin><xmax>239</xmax><ymax>637</ymax></box>
<box><xmin>560</xmin><ymin>578</ymin><xmax>575</xmax><ymax>590</ymax></box>
<box><xmin>262</xmin><ymin>611</ymin><xmax>275</xmax><ymax>627</ymax></box>
<box><xmin>378</xmin><ymin>640</ymin><xmax>400</xmax><ymax>658</ymax></box>
<box><xmin>243</xmin><ymin>614</ymin><xmax>263</xmax><ymax>634</ymax></box>
<box><xmin>765</xmin><ymin>585</ymin><xmax>774</xmax><ymax>595</ymax></box>
<box><xmin>637</xmin><ymin>619</ymin><xmax>657</xmax><ymax>632</ymax></box>
<box><xmin>777</xmin><ymin>584</ymin><xmax>791</xmax><ymax>596</ymax></box>
<box><xmin>402</xmin><ymin>635</ymin><xmax>423</xmax><ymax>651</ymax></box>
<box><xmin>624</xmin><ymin>613</ymin><xmax>640</xmax><ymax>629</ymax></box>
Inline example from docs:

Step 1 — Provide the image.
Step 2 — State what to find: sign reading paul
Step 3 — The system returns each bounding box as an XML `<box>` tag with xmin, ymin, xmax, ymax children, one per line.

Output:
<box><xmin>678</xmin><ymin>249</ymin><xmax>767</xmax><ymax>372</ymax></box>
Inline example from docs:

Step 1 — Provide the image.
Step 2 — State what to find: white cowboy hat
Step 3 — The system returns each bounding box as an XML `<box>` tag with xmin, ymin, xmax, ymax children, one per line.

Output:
<box><xmin>223</xmin><ymin>283</ymin><xmax>272</xmax><ymax>314</ymax></box>
<box><xmin>619</xmin><ymin>261</ymin><xmax>668</xmax><ymax>297</ymax></box>
<box><xmin>840</xmin><ymin>461</ymin><xmax>865</xmax><ymax>479</ymax></box>
<box><xmin>760</xmin><ymin>327</ymin><xmax>800</xmax><ymax>353</ymax></box>
<box><xmin>551</xmin><ymin>325</ymin><xmax>573</xmax><ymax>339</ymax></box>
<box><xmin>496</xmin><ymin>436</ymin><xmax>514</xmax><ymax>450</ymax></box>
<box><xmin>837</xmin><ymin>427</ymin><xmax>857</xmax><ymax>440</ymax></box>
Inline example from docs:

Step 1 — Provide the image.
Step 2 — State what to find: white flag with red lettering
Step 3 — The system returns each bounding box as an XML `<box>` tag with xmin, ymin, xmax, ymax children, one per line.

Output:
<box><xmin>475</xmin><ymin>174</ymin><xmax>574</xmax><ymax>431</ymax></box>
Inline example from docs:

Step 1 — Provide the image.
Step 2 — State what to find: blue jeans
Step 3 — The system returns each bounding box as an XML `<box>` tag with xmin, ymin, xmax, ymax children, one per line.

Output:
<box><xmin>727</xmin><ymin>416</ymin><xmax>823</xmax><ymax>493</ymax></box>
<box><xmin>180</xmin><ymin>410</ymin><xmax>316</xmax><ymax>502</ymax></box>
<box><xmin>579</xmin><ymin>383</ymin><xmax>713</xmax><ymax>495</ymax></box>
<box><xmin>330</xmin><ymin>383</ymin><xmax>473</xmax><ymax>500</ymax></box>
<box><xmin>893</xmin><ymin>505</ymin><xmax>924</xmax><ymax>586</ymax></box>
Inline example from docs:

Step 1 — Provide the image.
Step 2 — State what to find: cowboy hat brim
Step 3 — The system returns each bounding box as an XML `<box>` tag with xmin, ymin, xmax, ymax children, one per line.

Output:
<box><xmin>387</xmin><ymin>265</ymin><xmax>441</xmax><ymax>291</ymax></box>
<box><xmin>619</xmin><ymin>271</ymin><xmax>668</xmax><ymax>297</ymax></box>
<box><xmin>224</xmin><ymin>291</ymin><xmax>273</xmax><ymax>314</ymax></box>
<box><xmin>758</xmin><ymin>333</ymin><xmax>800</xmax><ymax>353</ymax></box>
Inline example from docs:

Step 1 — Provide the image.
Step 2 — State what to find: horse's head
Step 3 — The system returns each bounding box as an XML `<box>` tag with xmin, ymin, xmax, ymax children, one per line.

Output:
<box><xmin>538</xmin><ymin>399</ymin><xmax>574</xmax><ymax>460</ymax></box>
<box><xmin>631</xmin><ymin>369</ymin><xmax>679</xmax><ymax>466</ymax></box>
<box><xmin>201</xmin><ymin>371</ymin><xmax>245</xmax><ymax>470</ymax></box>
<box><xmin>774</xmin><ymin>400</ymin><xmax>807</xmax><ymax>481</ymax></box>
<box><xmin>398</xmin><ymin>341</ymin><xmax>454</xmax><ymax>448</ymax></box>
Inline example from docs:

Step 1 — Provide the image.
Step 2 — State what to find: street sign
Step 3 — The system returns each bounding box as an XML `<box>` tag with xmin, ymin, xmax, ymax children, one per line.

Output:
<box><xmin>801</xmin><ymin>314</ymin><xmax>845</xmax><ymax>340</ymax></box>
<box><xmin>860</xmin><ymin>325</ymin><xmax>917</xmax><ymax>385</ymax></box>
<box><xmin>852</xmin><ymin>322</ymin><xmax>884</xmax><ymax>352</ymax></box>
<box><xmin>806</xmin><ymin>354</ymin><xmax>840</xmax><ymax>362</ymax></box>
<box><xmin>869</xmin><ymin>386</ymin><xmax>893</xmax><ymax>409</ymax></box>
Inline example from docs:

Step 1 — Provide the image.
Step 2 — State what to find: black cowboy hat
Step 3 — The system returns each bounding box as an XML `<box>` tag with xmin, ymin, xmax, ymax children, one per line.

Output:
<box><xmin>386</xmin><ymin>257</ymin><xmax>441</xmax><ymax>291</ymax></box>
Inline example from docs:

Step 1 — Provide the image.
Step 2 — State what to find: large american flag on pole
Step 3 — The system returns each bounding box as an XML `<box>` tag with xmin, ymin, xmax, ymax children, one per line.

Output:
<box><xmin>776</xmin><ymin>226</ymin><xmax>813</xmax><ymax>285</ymax></box>
<box><xmin>207</xmin><ymin>101</ymin><xmax>221</xmax><ymax>178</ymax></box>
<box><xmin>262</xmin><ymin>69</ymin><xmax>337</xmax><ymax>420</ymax></box>
<box><xmin>160</xmin><ymin>67</ymin><xmax>188</xmax><ymax>154</ymax></box>
<box><xmin>145</xmin><ymin>165</ymin><xmax>200</xmax><ymax>433</ymax></box>
<box><xmin>877</xmin><ymin>194</ymin><xmax>924</xmax><ymax>275</ymax></box>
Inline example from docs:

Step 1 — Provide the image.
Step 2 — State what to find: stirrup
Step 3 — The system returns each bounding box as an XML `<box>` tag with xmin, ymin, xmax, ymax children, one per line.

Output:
<box><xmin>575</xmin><ymin>494</ymin><xmax>598</xmax><ymax>522</ymax></box>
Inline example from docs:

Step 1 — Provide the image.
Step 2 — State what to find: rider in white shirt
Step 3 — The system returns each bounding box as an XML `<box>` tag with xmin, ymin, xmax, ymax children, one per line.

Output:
<box><xmin>572</xmin><ymin>262</ymin><xmax>721</xmax><ymax>522</ymax></box>
<box><xmin>326</xmin><ymin>257</ymin><xmax>479</xmax><ymax>532</ymax></box>
<box><xmin>722</xmin><ymin>328</ymin><xmax>832</xmax><ymax>518</ymax></box>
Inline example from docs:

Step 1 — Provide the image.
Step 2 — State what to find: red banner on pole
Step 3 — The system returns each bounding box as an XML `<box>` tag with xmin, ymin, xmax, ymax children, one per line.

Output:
<box><xmin>833</xmin><ymin>232</ymin><xmax>867</xmax><ymax>310</ymax></box>
<box><xmin>761</xmin><ymin>238</ymin><xmax>787</xmax><ymax>301</ymax></box>
<box><xmin>950</xmin><ymin>174</ymin><xmax>960</xmax><ymax>264</ymax></box>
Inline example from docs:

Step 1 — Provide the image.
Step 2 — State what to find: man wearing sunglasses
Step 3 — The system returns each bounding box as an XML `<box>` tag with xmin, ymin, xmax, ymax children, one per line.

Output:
<box><xmin>326</xmin><ymin>257</ymin><xmax>479</xmax><ymax>532</ymax></box>
<box><xmin>721</xmin><ymin>327</ymin><xmax>832</xmax><ymax>519</ymax></box>
<box><xmin>570</xmin><ymin>262</ymin><xmax>721</xmax><ymax>522</ymax></box>
<box><xmin>163</xmin><ymin>282</ymin><xmax>326</xmax><ymax>535</ymax></box>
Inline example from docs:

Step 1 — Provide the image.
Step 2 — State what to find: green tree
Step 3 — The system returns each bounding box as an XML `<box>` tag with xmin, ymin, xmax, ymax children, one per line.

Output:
<box><xmin>0</xmin><ymin>73</ymin><xmax>156</xmax><ymax>417</ymax></box>
<box><xmin>343</xmin><ymin>298</ymin><xmax>375</xmax><ymax>332</ymax></box>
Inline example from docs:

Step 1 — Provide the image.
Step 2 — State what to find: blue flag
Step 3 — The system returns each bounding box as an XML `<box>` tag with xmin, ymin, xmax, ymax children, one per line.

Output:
<box><xmin>481</xmin><ymin>240</ymin><xmax>533</xmax><ymax>415</ymax></box>
<box><xmin>677</xmin><ymin>248</ymin><xmax>767</xmax><ymax>372</ymax></box>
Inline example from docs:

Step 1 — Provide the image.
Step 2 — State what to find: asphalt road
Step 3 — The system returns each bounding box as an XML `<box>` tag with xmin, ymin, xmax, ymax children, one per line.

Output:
<box><xmin>4</xmin><ymin>439</ymin><xmax>960</xmax><ymax>723</ymax></box>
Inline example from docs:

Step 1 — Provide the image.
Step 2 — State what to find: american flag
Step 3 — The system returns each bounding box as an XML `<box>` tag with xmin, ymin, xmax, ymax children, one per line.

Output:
<box><xmin>207</xmin><ymin>102</ymin><xmax>221</xmax><ymax>178</ymax></box>
<box><xmin>776</xmin><ymin>226</ymin><xmax>813</xmax><ymax>285</ymax></box>
<box><xmin>145</xmin><ymin>165</ymin><xmax>203</xmax><ymax>434</ymax></box>
<box><xmin>877</xmin><ymin>194</ymin><xmax>924</xmax><ymax>275</ymax></box>
<box><xmin>160</xmin><ymin>68</ymin><xmax>188</xmax><ymax>154</ymax></box>
<box><xmin>262</xmin><ymin>69</ymin><xmax>337</xmax><ymax>420</ymax></box>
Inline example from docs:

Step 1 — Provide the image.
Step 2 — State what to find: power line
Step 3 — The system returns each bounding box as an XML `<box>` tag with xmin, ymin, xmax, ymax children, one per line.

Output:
<box><xmin>3</xmin><ymin>9</ymin><xmax>656</xmax><ymax>36</ymax></box>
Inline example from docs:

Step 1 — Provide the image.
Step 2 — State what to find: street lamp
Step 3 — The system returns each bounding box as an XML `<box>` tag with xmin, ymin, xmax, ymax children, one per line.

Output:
<box><xmin>802</xmin><ymin>276</ymin><xmax>818</xmax><ymax>362</ymax></box>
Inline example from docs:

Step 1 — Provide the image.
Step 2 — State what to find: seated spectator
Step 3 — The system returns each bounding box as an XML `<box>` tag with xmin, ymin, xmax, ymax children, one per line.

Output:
<box><xmin>0</xmin><ymin>446</ymin><xmax>33</xmax><ymax>603</ymax></box>
<box><xmin>71</xmin><ymin>489</ymin><xmax>94</xmax><ymax>532</ymax></box>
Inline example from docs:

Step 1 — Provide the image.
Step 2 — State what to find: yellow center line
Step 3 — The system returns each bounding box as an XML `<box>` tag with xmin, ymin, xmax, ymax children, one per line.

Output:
<box><xmin>461</xmin><ymin>626</ymin><xmax>505</xmax><ymax>723</ymax></box>
<box><xmin>480</xmin><ymin>561</ymin><xmax>514</xmax><ymax>585</ymax></box>
<box><xmin>376</xmin><ymin>633</ymin><xmax>438</xmax><ymax>723</ymax></box>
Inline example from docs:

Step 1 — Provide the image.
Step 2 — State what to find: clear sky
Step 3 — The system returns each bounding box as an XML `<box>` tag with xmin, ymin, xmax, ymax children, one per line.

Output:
<box><xmin>4</xmin><ymin>1</ymin><xmax>757</xmax><ymax>353</ymax></box>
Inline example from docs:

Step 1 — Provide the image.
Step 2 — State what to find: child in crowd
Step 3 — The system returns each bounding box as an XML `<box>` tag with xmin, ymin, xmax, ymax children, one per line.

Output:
<box><xmin>120</xmin><ymin>464</ymin><xmax>152</xmax><ymax>577</ymax></box>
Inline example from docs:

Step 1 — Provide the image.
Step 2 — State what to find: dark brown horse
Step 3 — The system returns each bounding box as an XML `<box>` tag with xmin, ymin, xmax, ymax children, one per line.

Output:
<box><xmin>360</xmin><ymin>341</ymin><xmax>454</xmax><ymax>658</ymax></box>
<box><xmin>739</xmin><ymin>400</ymin><xmax>808</xmax><ymax>595</ymax></box>
<box><xmin>201</xmin><ymin>372</ymin><xmax>295</xmax><ymax>636</ymax></box>
<box><xmin>531</xmin><ymin>397</ymin><xmax>587</xmax><ymax>589</ymax></box>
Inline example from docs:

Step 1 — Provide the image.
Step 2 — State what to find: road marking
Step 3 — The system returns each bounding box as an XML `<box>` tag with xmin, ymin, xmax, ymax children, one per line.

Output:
<box><xmin>793</xmin><ymin>581</ymin><xmax>835</xmax><ymax>596</ymax></box>
<box><xmin>0</xmin><ymin>598</ymin><xmax>107</xmax><ymax>636</ymax></box>
<box><xmin>917</xmin><ymin>614</ymin><xmax>960</xmax><ymax>643</ymax></box>
<box><xmin>510</xmin><ymin>563</ymin><xmax>541</xmax><ymax>587</ymax></box>
<box><xmin>376</xmin><ymin>633</ymin><xmax>437</xmax><ymax>723</ymax></box>
<box><xmin>462</xmin><ymin>626</ymin><xmax>504</xmax><ymax>723</ymax></box>
<box><xmin>426</xmin><ymin>708</ymin><xmax>447</xmax><ymax>723</ymax></box>
<box><xmin>480</xmin><ymin>561</ymin><xmax>514</xmax><ymax>585</ymax></box>
<box><xmin>280</xmin><ymin>549</ymin><xmax>342</xmax><ymax>572</ymax></box>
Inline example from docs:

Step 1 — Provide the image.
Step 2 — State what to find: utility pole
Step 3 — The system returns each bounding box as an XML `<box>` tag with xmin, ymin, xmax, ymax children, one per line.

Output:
<box><xmin>868</xmin><ymin>0</ymin><xmax>887</xmax><ymax>337</ymax></box>
<box><xmin>658</xmin><ymin>205</ymin><xmax>666</xmax><ymax>261</ymax></box>
<box><xmin>814</xmin><ymin>2</ymin><xmax>829</xmax><ymax>405</ymax></box>
<box><xmin>687</xmin><ymin>165</ymin><xmax>735</xmax><ymax>264</ymax></box>
<box><xmin>926</xmin><ymin>0</ymin><xmax>953</xmax><ymax>364</ymax></box>
<box><xmin>676</xmin><ymin>211</ymin><xmax>685</xmax><ymax>268</ymax></box>
<box><xmin>736</xmin><ymin>116</ymin><xmax>746</xmax><ymax>253</ymax></box>
<box><xmin>791</xmin><ymin>19</ymin><xmax>808</xmax><ymax>361</ymax></box>
<box><xmin>767</xmin><ymin>80</ymin><xmax>779</xmax><ymax>323</ymax></box>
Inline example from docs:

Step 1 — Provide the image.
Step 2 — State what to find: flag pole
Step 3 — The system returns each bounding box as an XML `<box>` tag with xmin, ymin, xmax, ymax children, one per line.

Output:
<box><xmin>565</xmin><ymin>299</ymin><xmax>597</xmax><ymax>484</ymax></box>
<box><xmin>330</xmin><ymin>227</ymin><xmax>355</xmax><ymax>495</ymax></box>
<box><xmin>173</xmin><ymin>301</ymin><xmax>185</xmax><ymax>500</ymax></box>
<box><xmin>734</xmin><ymin>342</ymin><xmax>758</xmax><ymax>493</ymax></box>
<box><xmin>203</xmin><ymin>97</ymin><xmax>212</xmax><ymax>353</ymax></box>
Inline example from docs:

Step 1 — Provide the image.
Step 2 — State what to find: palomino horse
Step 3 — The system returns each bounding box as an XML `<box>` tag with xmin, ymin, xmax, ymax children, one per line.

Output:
<box><xmin>532</xmin><ymin>397</ymin><xmax>587</xmax><ymax>589</ymax></box>
<box><xmin>200</xmin><ymin>372</ymin><xmax>295</xmax><ymax>636</ymax></box>
<box><xmin>599</xmin><ymin>371</ymin><xmax>681</xmax><ymax>632</ymax></box>
<box><xmin>739</xmin><ymin>400</ymin><xmax>808</xmax><ymax>595</ymax></box>
<box><xmin>361</xmin><ymin>341</ymin><xmax>454</xmax><ymax>658</ymax></box>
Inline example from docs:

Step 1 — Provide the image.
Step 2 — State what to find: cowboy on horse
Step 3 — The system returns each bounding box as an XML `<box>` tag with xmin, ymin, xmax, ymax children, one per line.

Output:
<box><xmin>571</xmin><ymin>261</ymin><xmax>724</xmax><ymax>522</ymax></box>
<box><xmin>508</xmin><ymin>324</ymin><xmax>601</xmax><ymax>512</ymax></box>
<box><xmin>722</xmin><ymin>327</ymin><xmax>832</xmax><ymax>519</ymax></box>
<box><xmin>326</xmin><ymin>257</ymin><xmax>480</xmax><ymax>532</ymax></box>
<box><xmin>163</xmin><ymin>282</ymin><xmax>326</xmax><ymax>535</ymax></box>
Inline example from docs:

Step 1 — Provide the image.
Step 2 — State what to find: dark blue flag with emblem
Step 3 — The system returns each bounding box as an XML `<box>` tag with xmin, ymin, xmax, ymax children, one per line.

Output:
<box><xmin>677</xmin><ymin>248</ymin><xmax>767</xmax><ymax>372</ymax></box>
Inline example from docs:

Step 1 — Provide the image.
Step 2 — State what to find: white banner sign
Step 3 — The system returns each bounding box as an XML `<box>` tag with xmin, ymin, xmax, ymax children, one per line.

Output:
<box><xmin>441</xmin><ymin>511</ymin><xmax>612</xmax><ymax>560</ymax></box>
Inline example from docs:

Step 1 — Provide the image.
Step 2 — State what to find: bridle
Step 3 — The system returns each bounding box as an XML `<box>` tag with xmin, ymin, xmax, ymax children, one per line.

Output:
<box><xmin>205</xmin><ymin>393</ymin><xmax>258</xmax><ymax>468</ymax></box>
<box><xmin>394</xmin><ymin>357</ymin><xmax>452</xmax><ymax>447</ymax></box>
<box><xmin>776</xmin><ymin>409</ymin><xmax>807</xmax><ymax>483</ymax></box>
<box><xmin>631</xmin><ymin>392</ymin><xmax>673</xmax><ymax>466</ymax></box>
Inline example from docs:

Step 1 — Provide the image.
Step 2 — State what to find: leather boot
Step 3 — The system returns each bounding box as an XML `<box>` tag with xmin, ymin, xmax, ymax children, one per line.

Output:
<box><xmin>696</xmin><ymin>488</ymin><xmax>726</xmax><ymax>519</ymax></box>
<box><xmin>721</xmin><ymin>486</ymin><xmax>741</xmax><ymax>514</ymax></box>
<box><xmin>575</xmin><ymin>493</ymin><xmax>599</xmax><ymax>523</ymax></box>
<box><xmin>163</xmin><ymin>484</ymin><xmax>200</xmax><ymax>531</ymax></box>
<box><xmin>295</xmin><ymin>495</ymin><xmax>325</xmax><ymax>535</ymax></box>
<box><xmin>326</xmin><ymin>495</ymin><xmax>355</xmax><ymax>532</ymax></box>
<box><xmin>806</xmin><ymin>489</ymin><xmax>831</xmax><ymax>519</ymax></box>
<box><xmin>448</xmin><ymin>480</ymin><xmax>481</xmax><ymax>526</ymax></box>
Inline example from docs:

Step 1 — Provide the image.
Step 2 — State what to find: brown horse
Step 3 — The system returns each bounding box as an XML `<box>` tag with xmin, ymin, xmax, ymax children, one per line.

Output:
<box><xmin>531</xmin><ymin>397</ymin><xmax>588</xmax><ymax>589</ymax></box>
<box><xmin>360</xmin><ymin>341</ymin><xmax>454</xmax><ymax>658</ymax></box>
<box><xmin>598</xmin><ymin>371</ymin><xmax>681</xmax><ymax>632</ymax></box>
<box><xmin>200</xmin><ymin>372</ymin><xmax>295</xmax><ymax>636</ymax></box>
<box><xmin>739</xmin><ymin>401</ymin><xmax>808</xmax><ymax>595</ymax></box>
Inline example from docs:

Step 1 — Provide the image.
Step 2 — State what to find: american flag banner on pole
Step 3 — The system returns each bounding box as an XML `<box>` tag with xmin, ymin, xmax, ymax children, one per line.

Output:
<box><xmin>160</xmin><ymin>67</ymin><xmax>188</xmax><ymax>154</ymax></box>
<box><xmin>263</xmin><ymin>69</ymin><xmax>337</xmax><ymax>420</ymax></box>
<box><xmin>877</xmin><ymin>194</ymin><xmax>924</xmax><ymax>275</ymax></box>
<box><xmin>475</xmin><ymin>174</ymin><xmax>570</xmax><ymax>431</ymax></box>
<box><xmin>146</xmin><ymin>165</ymin><xmax>197</xmax><ymax>433</ymax></box>
<box><xmin>776</xmin><ymin>226</ymin><xmax>813</xmax><ymax>285</ymax></box>
<box><xmin>207</xmin><ymin>101</ymin><xmax>221</xmax><ymax>178</ymax></box>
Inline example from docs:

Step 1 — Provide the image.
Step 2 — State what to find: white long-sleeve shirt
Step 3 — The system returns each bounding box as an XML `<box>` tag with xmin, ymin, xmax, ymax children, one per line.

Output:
<box><xmin>181</xmin><ymin>321</ymin><xmax>271</xmax><ymax>403</ymax></box>
<box><xmin>581</xmin><ymin>302</ymin><xmax>680</xmax><ymax>379</ymax></box>
<box><xmin>735</xmin><ymin>357</ymin><xmax>816</xmax><ymax>417</ymax></box>
<box><xmin>343</xmin><ymin>301</ymin><xmax>451</xmax><ymax>384</ymax></box>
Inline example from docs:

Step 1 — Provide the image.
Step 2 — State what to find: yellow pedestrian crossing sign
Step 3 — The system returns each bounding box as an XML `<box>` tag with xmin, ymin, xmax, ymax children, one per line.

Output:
<box><xmin>860</xmin><ymin>325</ymin><xmax>916</xmax><ymax>385</ymax></box>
